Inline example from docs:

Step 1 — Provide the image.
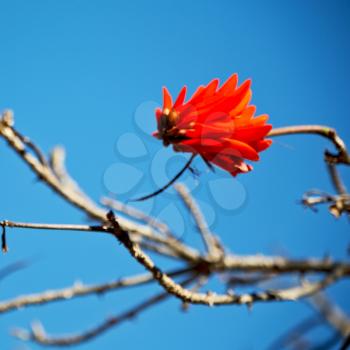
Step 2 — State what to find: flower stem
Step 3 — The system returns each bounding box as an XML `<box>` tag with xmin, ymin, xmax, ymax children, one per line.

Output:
<box><xmin>130</xmin><ymin>154</ymin><xmax>196</xmax><ymax>202</ymax></box>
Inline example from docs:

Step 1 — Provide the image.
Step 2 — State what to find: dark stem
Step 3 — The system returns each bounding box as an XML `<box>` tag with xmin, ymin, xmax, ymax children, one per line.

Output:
<box><xmin>1</xmin><ymin>224</ymin><xmax>8</xmax><ymax>253</ymax></box>
<box><xmin>130</xmin><ymin>153</ymin><xmax>196</xmax><ymax>202</ymax></box>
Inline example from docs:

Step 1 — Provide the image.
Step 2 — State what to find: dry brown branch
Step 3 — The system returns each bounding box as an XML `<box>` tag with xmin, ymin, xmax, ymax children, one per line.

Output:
<box><xmin>327</xmin><ymin>163</ymin><xmax>348</xmax><ymax>196</ymax></box>
<box><xmin>174</xmin><ymin>183</ymin><xmax>224</xmax><ymax>259</ymax></box>
<box><xmin>0</xmin><ymin>267</ymin><xmax>192</xmax><ymax>314</ymax></box>
<box><xmin>107</xmin><ymin>211</ymin><xmax>348</xmax><ymax>306</ymax></box>
<box><xmin>12</xmin><ymin>275</ymin><xmax>197</xmax><ymax>347</ymax></box>
<box><xmin>49</xmin><ymin>146</ymin><xmax>94</xmax><ymax>203</ymax></box>
<box><xmin>2</xmin><ymin>220</ymin><xmax>349</xmax><ymax>276</ymax></box>
<box><xmin>1</xmin><ymin>111</ymin><xmax>350</xmax><ymax>348</ymax></box>
<box><xmin>270</xmin><ymin>125</ymin><xmax>350</xmax><ymax>218</ymax></box>
<box><xmin>0</xmin><ymin>111</ymin><xmax>200</xmax><ymax>262</ymax></box>
<box><xmin>301</xmin><ymin>190</ymin><xmax>350</xmax><ymax>218</ymax></box>
<box><xmin>268</xmin><ymin>125</ymin><xmax>350</xmax><ymax>165</ymax></box>
<box><xmin>101</xmin><ymin>196</ymin><xmax>174</xmax><ymax>237</ymax></box>
<box><xmin>181</xmin><ymin>275</ymin><xmax>209</xmax><ymax>311</ymax></box>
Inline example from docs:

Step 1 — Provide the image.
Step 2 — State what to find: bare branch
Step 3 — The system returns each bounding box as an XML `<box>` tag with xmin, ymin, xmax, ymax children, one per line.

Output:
<box><xmin>3</xmin><ymin>220</ymin><xmax>350</xmax><ymax>276</ymax></box>
<box><xmin>218</xmin><ymin>255</ymin><xmax>350</xmax><ymax>275</ymax></box>
<box><xmin>0</xmin><ymin>220</ymin><xmax>108</xmax><ymax>233</ymax></box>
<box><xmin>0</xmin><ymin>267</ymin><xmax>192</xmax><ymax>314</ymax></box>
<box><xmin>101</xmin><ymin>196</ymin><xmax>174</xmax><ymax>237</ymax></box>
<box><xmin>301</xmin><ymin>190</ymin><xmax>350</xmax><ymax>218</ymax></box>
<box><xmin>174</xmin><ymin>183</ymin><xmax>224</xmax><ymax>260</ymax></box>
<box><xmin>269</xmin><ymin>125</ymin><xmax>350</xmax><ymax>164</ymax></box>
<box><xmin>0</xmin><ymin>219</ymin><xmax>200</xmax><ymax>263</ymax></box>
<box><xmin>270</xmin><ymin>125</ymin><xmax>350</xmax><ymax>218</ymax></box>
<box><xmin>2</xmin><ymin>113</ymin><xmax>350</xmax><ymax>347</ymax></box>
<box><xmin>0</xmin><ymin>112</ymin><xmax>200</xmax><ymax>262</ymax></box>
<box><xmin>49</xmin><ymin>146</ymin><xmax>94</xmax><ymax>203</ymax></box>
<box><xmin>12</xmin><ymin>276</ymin><xmax>197</xmax><ymax>347</ymax></box>
<box><xmin>107</xmin><ymin>211</ymin><xmax>348</xmax><ymax>306</ymax></box>
<box><xmin>327</xmin><ymin>163</ymin><xmax>348</xmax><ymax>196</ymax></box>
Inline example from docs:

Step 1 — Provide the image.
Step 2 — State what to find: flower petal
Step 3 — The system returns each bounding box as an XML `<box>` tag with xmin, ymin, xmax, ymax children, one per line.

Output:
<box><xmin>173</xmin><ymin>86</ymin><xmax>187</xmax><ymax>109</ymax></box>
<box><xmin>233</xmin><ymin>124</ymin><xmax>272</xmax><ymax>142</ymax></box>
<box><xmin>217</xmin><ymin>74</ymin><xmax>238</xmax><ymax>96</ymax></box>
<box><xmin>180</xmin><ymin>137</ymin><xmax>259</xmax><ymax>161</ymax></box>
<box><xmin>154</xmin><ymin>74</ymin><xmax>272</xmax><ymax>177</ymax></box>
<box><xmin>155</xmin><ymin>108</ymin><xmax>162</xmax><ymax>123</ymax></box>
<box><xmin>162</xmin><ymin>87</ymin><xmax>173</xmax><ymax>111</ymax></box>
<box><xmin>204</xmin><ymin>153</ymin><xmax>253</xmax><ymax>176</ymax></box>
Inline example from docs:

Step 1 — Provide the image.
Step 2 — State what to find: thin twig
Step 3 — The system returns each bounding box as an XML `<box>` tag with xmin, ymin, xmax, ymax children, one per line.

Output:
<box><xmin>2</xmin><ymin>220</ymin><xmax>350</xmax><ymax>276</ymax></box>
<box><xmin>2</xmin><ymin>110</ymin><xmax>49</xmax><ymax>167</ymax></box>
<box><xmin>0</xmin><ymin>267</ymin><xmax>192</xmax><ymax>314</ymax></box>
<box><xmin>174</xmin><ymin>183</ymin><xmax>224</xmax><ymax>259</ymax></box>
<box><xmin>0</xmin><ymin>219</ymin><xmax>200</xmax><ymax>263</ymax></box>
<box><xmin>129</xmin><ymin>154</ymin><xmax>196</xmax><ymax>202</ymax></box>
<box><xmin>0</xmin><ymin>113</ymin><xmax>200</xmax><ymax>262</ymax></box>
<box><xmin>50</xmin><ymin>146</ymin><xmax>94</xmax><ymax>203</ymax></box>
<box><xmin>270</xmin><ymin>125</ymin><xmax>350</xmax><ymax>218</ymax></box>
<box><xmin>301</xmin><ymin>190</ymin><xmax>350</xmax><ymax>217</ymax></box>
<box><xmin>327</xmin><ymin>163</ymin><xmax>348</xmax><ymax>195</ymax></box>
<box><xmin>0</xmin><ymin>220</ymin><xmax>108</xmax><ymax>233</ymax></box>
<box><xmin>12</xmin><ymin>275</ymin><xmax>197</xmax><ymax>346</ymax></box>
<box><xmin>102</xmin><ymin>196</ymin><xmax>174</xmax><ymax>237</ymax></box>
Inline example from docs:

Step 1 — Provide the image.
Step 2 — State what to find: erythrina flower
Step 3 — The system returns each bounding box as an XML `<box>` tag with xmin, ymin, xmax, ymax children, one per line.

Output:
<box><xmin>153</xmin><ymin>74</ymin><xmax>272</xmax><ymax>176</ymax></box>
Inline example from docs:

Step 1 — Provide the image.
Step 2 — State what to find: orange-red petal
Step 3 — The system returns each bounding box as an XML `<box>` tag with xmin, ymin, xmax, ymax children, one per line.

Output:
<box><xmin>173</xmin><ymin>86</ymin><xmax>187</xmax><ymax>109</ymax></box>
<box><xmin>162</xmin><ymin>87</ymin><xmax>173</xmax><ymax>111</ymax></box>
<box><xmin>154</xmin><ymin>74</ymin><xmax>272</xmax><ymax>177</ymax></box>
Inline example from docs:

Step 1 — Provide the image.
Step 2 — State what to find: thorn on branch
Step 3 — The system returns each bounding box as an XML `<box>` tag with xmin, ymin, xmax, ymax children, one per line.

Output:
<box><xmin>1</xmin><ymin>222</ymin><xmax>8</xmax><ymax>253</ymax></box>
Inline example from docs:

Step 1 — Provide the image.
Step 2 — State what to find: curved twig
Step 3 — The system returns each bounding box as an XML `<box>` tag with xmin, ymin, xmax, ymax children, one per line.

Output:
<box><xmin>129</xmin><ymin>154</ymin><xmax>196</xmax><ymax>202</ymax></box>
<box><xmin>269</xmin><ymin>125</ymin><xmax>350</xmax><ymax>164</ymax></box>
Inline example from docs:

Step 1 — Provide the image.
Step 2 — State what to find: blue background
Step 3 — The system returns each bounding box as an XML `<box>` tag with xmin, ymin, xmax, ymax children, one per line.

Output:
<box><xmin>0</xmin><ymin>0</ymin><xmax>349</xmax><ymax>349</ymax></box>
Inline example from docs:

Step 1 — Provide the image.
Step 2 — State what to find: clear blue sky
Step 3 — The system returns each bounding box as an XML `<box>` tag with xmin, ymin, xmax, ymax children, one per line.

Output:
<box><xmin>0</xmin><ymin>0</ymin><xmax>349</xmax><ymax>349</ymax></box>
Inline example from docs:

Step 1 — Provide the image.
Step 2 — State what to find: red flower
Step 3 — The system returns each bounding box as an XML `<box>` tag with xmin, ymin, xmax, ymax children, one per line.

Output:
<box><xmin>153</xmin><ymin>74</ymin><xmax>272</xmax><ymax>176</ymax></box>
